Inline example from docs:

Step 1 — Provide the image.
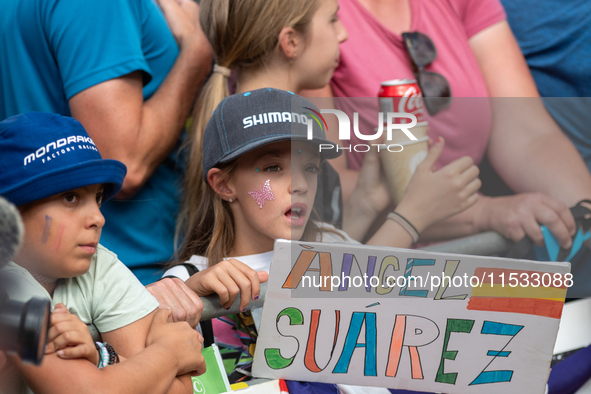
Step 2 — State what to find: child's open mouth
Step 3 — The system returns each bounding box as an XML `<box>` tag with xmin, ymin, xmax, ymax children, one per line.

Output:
<box><xmin>285</xmin><ymin>204</ymin><xmax>307</xmax><ymax>226</ymax></box>
<box><xmin>289</xmin><ymin>207</ymin><xmax>302</xmax><ymax>219</ymax></box>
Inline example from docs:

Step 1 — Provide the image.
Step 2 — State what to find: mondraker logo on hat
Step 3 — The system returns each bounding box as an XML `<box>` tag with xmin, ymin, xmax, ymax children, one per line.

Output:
<box><xmin>0</xmin><ymin>112</ymin><xmax>126</xmax><ymax>207</ymax></box>
<box><xmin>24</xmin><ymin>135</ymin><xmax>97</xmax><ymax>166</ymax></box>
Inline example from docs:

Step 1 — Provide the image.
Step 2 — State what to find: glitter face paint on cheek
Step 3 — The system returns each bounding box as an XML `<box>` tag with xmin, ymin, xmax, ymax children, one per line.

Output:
<box><xmin>54</xmin><ymin>224</ymin><xmax>66</xmax><ymax>252</ymax></box>
<box><xmin>248</xmin><ymin>179</ymin><xmax>275</xmax><ymax>208</ymax></box>
<box><xmin>41</xmin><ymin>215</ymin><xmax>53</xmax><ymax>244</ymax></box>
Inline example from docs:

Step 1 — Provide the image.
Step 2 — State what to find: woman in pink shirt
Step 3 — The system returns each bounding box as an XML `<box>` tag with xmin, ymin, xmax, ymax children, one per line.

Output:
<box><xmin>306</xmin><ymin>0</ymin><xmax>591</xmax><ymax>248</ymax></box>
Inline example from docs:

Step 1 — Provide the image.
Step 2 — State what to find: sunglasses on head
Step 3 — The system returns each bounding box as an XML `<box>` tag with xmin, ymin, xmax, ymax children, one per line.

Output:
<box><xmin>402</xmin><ymin>31</ymin><xmax>452</xmax><ymax>116</ymax></box>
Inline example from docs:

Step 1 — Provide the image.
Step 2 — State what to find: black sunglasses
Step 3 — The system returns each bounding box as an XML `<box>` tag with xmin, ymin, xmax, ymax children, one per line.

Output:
<box><xmin>402</xmin><ymin>32</ymin><xmax>452</xmax><ymax>116</ymax></box>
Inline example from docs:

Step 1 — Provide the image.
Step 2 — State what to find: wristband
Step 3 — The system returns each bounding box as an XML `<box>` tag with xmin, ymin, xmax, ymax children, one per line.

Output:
<box><xmin>104</xmin><ymin>342</ymin><xmax>120</xmax><ymax>365</ymax></box>
<box><xmin>95</xmin><ymin>342</ymin><xmax>108</xmax><ymax>369</ymax></box>
<box><xmin>95</xmin><ymin>341</ymin><xmax>119</xmax><ymax>369</ymax></box>
<box><xmin>387</xmin><ymin>211</ymin><xmax>420</xmax><ymax>243</ymax></box>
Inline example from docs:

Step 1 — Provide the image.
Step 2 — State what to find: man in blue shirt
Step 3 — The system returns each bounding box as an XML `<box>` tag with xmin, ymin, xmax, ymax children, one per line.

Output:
<box><xmin>0</xmin><ymin>0</ymin><xmax>211</xmax><ymax>286</ymax></box>
<box><xmin>500</xmin><ymin>0</ymin><xmax>591</xmax><ymax>172</ymax></box>
<box><xmin>0</xmin><ymin>0</ymin><xmax>210</xmax><ymax>326</ymax></box>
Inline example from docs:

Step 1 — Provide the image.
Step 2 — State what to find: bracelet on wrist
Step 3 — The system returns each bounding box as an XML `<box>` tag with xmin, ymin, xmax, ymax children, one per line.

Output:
<box><xmin>104</xmin><ymin>342</ymin><xmax>120</xmax><ymax>365</ymax></box>
<box><xmin>95</xmin><ymin>342</ymin><xmax>108</xmax><ymax>369</ymax></box>
<box><xmin>387</xmin><ymin>211</ymin><xmax>420</xmax><ymax>243</ymax></box>
<box><xmin>95</xmin><ymin>341</ymin><xmax>119</xmax><ymax>369</ymax></box>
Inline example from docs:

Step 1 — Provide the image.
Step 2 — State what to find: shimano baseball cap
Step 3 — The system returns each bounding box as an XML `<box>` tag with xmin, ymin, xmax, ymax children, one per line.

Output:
<box><xmin>202</xmin><ymin>88</ymin><xmax>340</xmax><ymax>180</ymax></box>
<box><xmin>0</xmin><ymin>112</ymin><xmax>127</xmax><ymax>206</ymax></box>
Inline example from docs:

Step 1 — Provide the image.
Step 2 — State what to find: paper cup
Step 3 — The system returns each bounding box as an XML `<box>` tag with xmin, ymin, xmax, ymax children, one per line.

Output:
<box><xmin>379</xmin><ymin>121</ymin><xmax>430</xmax><ymax>144</ymax></box>
<box><xmin>380</xmin><ymin>133</ymin><xmax>429</xmax><ymax>206</ymax></box>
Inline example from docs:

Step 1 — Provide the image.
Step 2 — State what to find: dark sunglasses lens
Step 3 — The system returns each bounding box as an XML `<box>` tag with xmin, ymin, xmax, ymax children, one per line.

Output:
<box><xmin>419</xmin><ymin>72</ymin><xmax>452</xmax><ymax>115</ymax></box>
<box><xmin>403</xmin><ymin>32</ymin><xmax>437</xmax><ymax>67</ymax></box>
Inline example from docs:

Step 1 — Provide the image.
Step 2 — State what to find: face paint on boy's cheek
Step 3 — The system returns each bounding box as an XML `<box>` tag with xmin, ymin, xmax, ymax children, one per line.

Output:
<box><xmin>41</xmin><ymin>215</ymin><xmax>53</xmax><ymax>244</ymax></box>
<box><xmin>248</xmin><ymin>179</ymin><xmax>275</xmax><ymax>209</ymax></box>
<box><xmin>54</xmin><ymin>224</ymin><xmax>65</xmax><ymax>252</ymax></box>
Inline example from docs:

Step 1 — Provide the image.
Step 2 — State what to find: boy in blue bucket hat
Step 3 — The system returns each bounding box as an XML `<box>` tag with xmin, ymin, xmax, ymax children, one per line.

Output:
<box><xmin>0</xmin><ymin>112</ymin><xmax>204</xmax><ymax>394</ymax></box>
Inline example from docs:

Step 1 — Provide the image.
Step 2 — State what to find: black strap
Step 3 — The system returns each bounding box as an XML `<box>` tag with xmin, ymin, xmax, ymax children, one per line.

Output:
<box><xmin>159</xmin><ymin>263</ymin><xmax>215</xmax><ymax>347</ymax></box>
<box><xmin>180</xmin><ymin>263</ymin><xmax>200</xmax><ymax>276</ymax></box>
<box><xmin>200</xmin><ymin>319</ymin><xmax>215</xmax><ymax>348</ymax></box>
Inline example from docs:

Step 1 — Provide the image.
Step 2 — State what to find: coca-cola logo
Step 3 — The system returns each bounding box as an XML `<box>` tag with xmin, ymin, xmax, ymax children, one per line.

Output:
<box><xmin>399</xmin><ymin>87</ymin><xmax>424</xmax><ymax>113</ymax></box>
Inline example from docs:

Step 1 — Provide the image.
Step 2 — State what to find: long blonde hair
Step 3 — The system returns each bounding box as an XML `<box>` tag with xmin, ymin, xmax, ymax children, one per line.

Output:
<box><xmin>178</xmin><ymin>0</ymin><xmax>320</xmax><ymax>247</ymax></box>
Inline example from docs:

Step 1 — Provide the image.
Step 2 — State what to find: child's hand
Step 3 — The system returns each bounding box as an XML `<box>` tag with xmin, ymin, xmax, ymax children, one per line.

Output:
<box><xmin>146</xmin><ymin>308</ymin><xmax>205</xmax><ymax>376</ymax></box>
<box><xmin>352</xmin><ymin>144</ymin><xmax>392</xmax><ymax>216</ymax></box>
<box><xmin>45</xmin><ymin>303</ymin><xmax>99</xmax><ymax>366</ymax></box>
<box><xmin>185</xmin><ymin>259</ymin><xmax>269</xmax><ymax>313</ymax></box>
<box><xmin>396</xmin><ymin>137</ymin><xmax>481</xmax><ymax>231</ymax></box>
<box><xmin>147</xmin><ymin>277</ymin><xmax>204</xmax><ymax>328</ymax></box>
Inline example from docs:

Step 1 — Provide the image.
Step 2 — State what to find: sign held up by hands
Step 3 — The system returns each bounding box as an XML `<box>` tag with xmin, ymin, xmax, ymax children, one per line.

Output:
<box><xmin>252</xmin><ymin>240</ymin><xmax>570</xmax><ymax>393</ymax></box>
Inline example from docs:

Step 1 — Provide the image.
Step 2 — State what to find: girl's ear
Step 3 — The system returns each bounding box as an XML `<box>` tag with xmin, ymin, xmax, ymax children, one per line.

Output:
<box><xmin>207</xmin><ymin>168</ymin><xmax>235</xmax><ymax>202</ymax></box>
<box><xmin>278</xmin><ymin>26</ymin><xmax>302</xmax><ymax>60</ymax></box>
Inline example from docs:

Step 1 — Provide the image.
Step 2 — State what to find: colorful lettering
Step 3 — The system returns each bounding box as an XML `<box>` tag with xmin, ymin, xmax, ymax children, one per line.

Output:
<box><xmin>399</xmin><ymin>259</ymin><xmax>435</xmax><ymax>298</ymax></box>
<box><xmin>385</xmin><ymin>315</ymin><xmax>440</xmax><ymax>379</ymax></box>
<box><xmin>264</xmin><ymin>307</ymin><xmax>304</xmax><ymax>369</ymax></box>
<box><xmin>282</xmin><ymin>250</ymin><xmax>332</xmax><ymax>291</ymax></box>
<box><xmin>435</xmin><ymin>319</ymin><xmax>475</xmax><ymax>384</ymax></box>
<box><xmin>304</xmin><ymin>310</ymin><xmax>341</xmax><ymax>372</ymax></box>
<box><xmin>333</xmin><ymin>312</ymin><xmax>377</xmax><ymax>376</ymax></box>
<box><xmin>470</xmin><ymin>321</ymin><xmax>523</xmax><ymax>385</ymax></box>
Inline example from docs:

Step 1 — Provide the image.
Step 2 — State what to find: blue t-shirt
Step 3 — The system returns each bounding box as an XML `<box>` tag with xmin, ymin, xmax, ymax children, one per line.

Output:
<box><xmin>500</xmin><ymin>0</ymin><xmax>591</xmax><ymax>172</ymax></box>
<box><xmin>0</xmin><ymin>0</ymin><xmax>182</xmax><ymax>285</ymax></box>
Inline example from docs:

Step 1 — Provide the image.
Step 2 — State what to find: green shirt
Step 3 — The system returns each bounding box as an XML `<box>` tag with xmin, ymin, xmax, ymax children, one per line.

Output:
<box><xmin>0</xmin><ymin>245</ymin><xmax>159</xmax><ymax>394</ymax></box>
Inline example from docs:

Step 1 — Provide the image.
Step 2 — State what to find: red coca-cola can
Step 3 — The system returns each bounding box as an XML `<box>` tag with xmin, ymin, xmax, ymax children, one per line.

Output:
<box><xmin>378</xmin><ymin>79</ymin><xmax>425</xmax><ymax>124</ymax></box>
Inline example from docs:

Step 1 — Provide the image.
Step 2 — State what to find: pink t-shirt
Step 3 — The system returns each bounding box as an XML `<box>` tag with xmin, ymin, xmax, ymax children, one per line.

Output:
<box><xmin>331</xmin><ymin>0</ymin><xmax>506</xmax><ymax>170</ymax></box>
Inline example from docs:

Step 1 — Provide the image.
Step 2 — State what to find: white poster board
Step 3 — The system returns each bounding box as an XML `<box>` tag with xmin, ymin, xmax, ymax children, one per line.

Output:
<box><xmin>252</xmin><ymin>240</ymin><xmax>571</xmax><ymax>393</ymax></box>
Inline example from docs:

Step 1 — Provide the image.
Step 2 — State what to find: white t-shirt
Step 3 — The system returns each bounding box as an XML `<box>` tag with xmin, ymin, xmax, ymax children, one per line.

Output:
<box><xmin>163</xmin><ymin>223</ymin><xmax>359</xmax><ymax>279</ymax></box>
<box><xmin>164</xmin><ymin>251</ymin><xmax>274</xmax><ymax>281</ymax></box>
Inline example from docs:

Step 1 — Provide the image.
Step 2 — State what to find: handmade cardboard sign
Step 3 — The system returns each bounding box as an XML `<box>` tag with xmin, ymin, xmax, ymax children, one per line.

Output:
<box><xmin>252</xmin><ymin>240</ymin><xmax>571</xmax><ymax>393</ymax></box>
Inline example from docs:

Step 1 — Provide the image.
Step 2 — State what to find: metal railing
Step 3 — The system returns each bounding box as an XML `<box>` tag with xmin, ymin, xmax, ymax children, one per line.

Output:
<box><xmin>200</xmin><ymin>231</ymin><xmax>513</xmax><ymax>320</ymax></box>
<box><xmin>419</xmin><ymin>231</ymin><xmax>514</xmax><ymax>256</ymax></box>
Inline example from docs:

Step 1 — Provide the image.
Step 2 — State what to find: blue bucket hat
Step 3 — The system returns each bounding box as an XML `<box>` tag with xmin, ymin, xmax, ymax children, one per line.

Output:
<box><xmin>202</xmin><ymin>88</ymin><xmax>341</xmax><ymax>180</ymax></box>
<box><xmin>0</xmin><ymin>112</ymin><xmax>127</xmax><ymax>206</ymax></box>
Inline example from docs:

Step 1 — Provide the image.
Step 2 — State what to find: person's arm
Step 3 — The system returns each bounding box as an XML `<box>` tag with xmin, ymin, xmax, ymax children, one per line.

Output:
<box><xmin>146</xmin><ymin>277</ymin><xmax>204</xmax><ymax>328</ymax></box>
<box><xmin>303</xmin><ymin>88</ymin><xmax>481</xmax><ymax>244</ymax></box>
<box><xmin>42</xmin><ymin>304</ymin><xmax>193</xmax><ymax>392</ymax></box>
<box><xmin>0</xmin><ymin>351</ymin><xmax>21</xmax><ymax>394</ymax></box>
<box><xmin>365</xmin><ymin>138</ymin><xmax>480</xmax><ymax>247</ymax></box>
<box><xmin>471</xmin><ymin>21</ymin><xmax>591</xmax><ymax>203</ymax></box>
<box><xmin>11</xmin><ymin>309</ymin><xmax>204</xmax><ymax>394</ymax></box>
<box><xmin>69</xmin><ymin>0</ymin><xmax>212</xmax><ymax>199</ymax></box>
<box><xmin>102</xmin><ymin>309</ymin><xmax>195</xmax><ymax>394</ymax></box>
<box><xmin>183</xmin><ymin>259</ymin><xmax>268</xmax><ymax>312</ymax></box>
<box><xmin>423</xmin><ymin>21</ymin><xmax>590</xmax><ymax>247</ymax></box>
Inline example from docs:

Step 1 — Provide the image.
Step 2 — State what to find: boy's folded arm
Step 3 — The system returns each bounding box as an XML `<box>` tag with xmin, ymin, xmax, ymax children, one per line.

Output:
<box><xmin>167</xmin><ymin>374</ymin><xmax>195</xmax><ymax>394</ymax></box>
<box><xmin>100</xmin><ymin>310</ymin><xmax>156</xmax><ymax>358</ymax></box>
<box><xmin>11</xmin><ymin>344</ymin><xmax>184</xmax><ymax>394</ymax></box>
<box><xmin>100</xmin><ymin>311</ymin><xmax>195</xmax><ymax>394</ymax></box>
<box><xmin>16</xmin><ymin>310</ymin><xmax>198</xmax><ymax>394</ymax></box>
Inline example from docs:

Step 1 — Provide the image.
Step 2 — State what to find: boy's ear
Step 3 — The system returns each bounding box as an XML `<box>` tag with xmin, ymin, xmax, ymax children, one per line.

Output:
<box><xmin>207</xmin><ymin>168</ymin><xmax>235</xmax><ymax>202</ymax></box>
<box><xmin>278</xmin><ymin>26</ymin><xmax>301</xmax><ymax>60</ymax></box>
